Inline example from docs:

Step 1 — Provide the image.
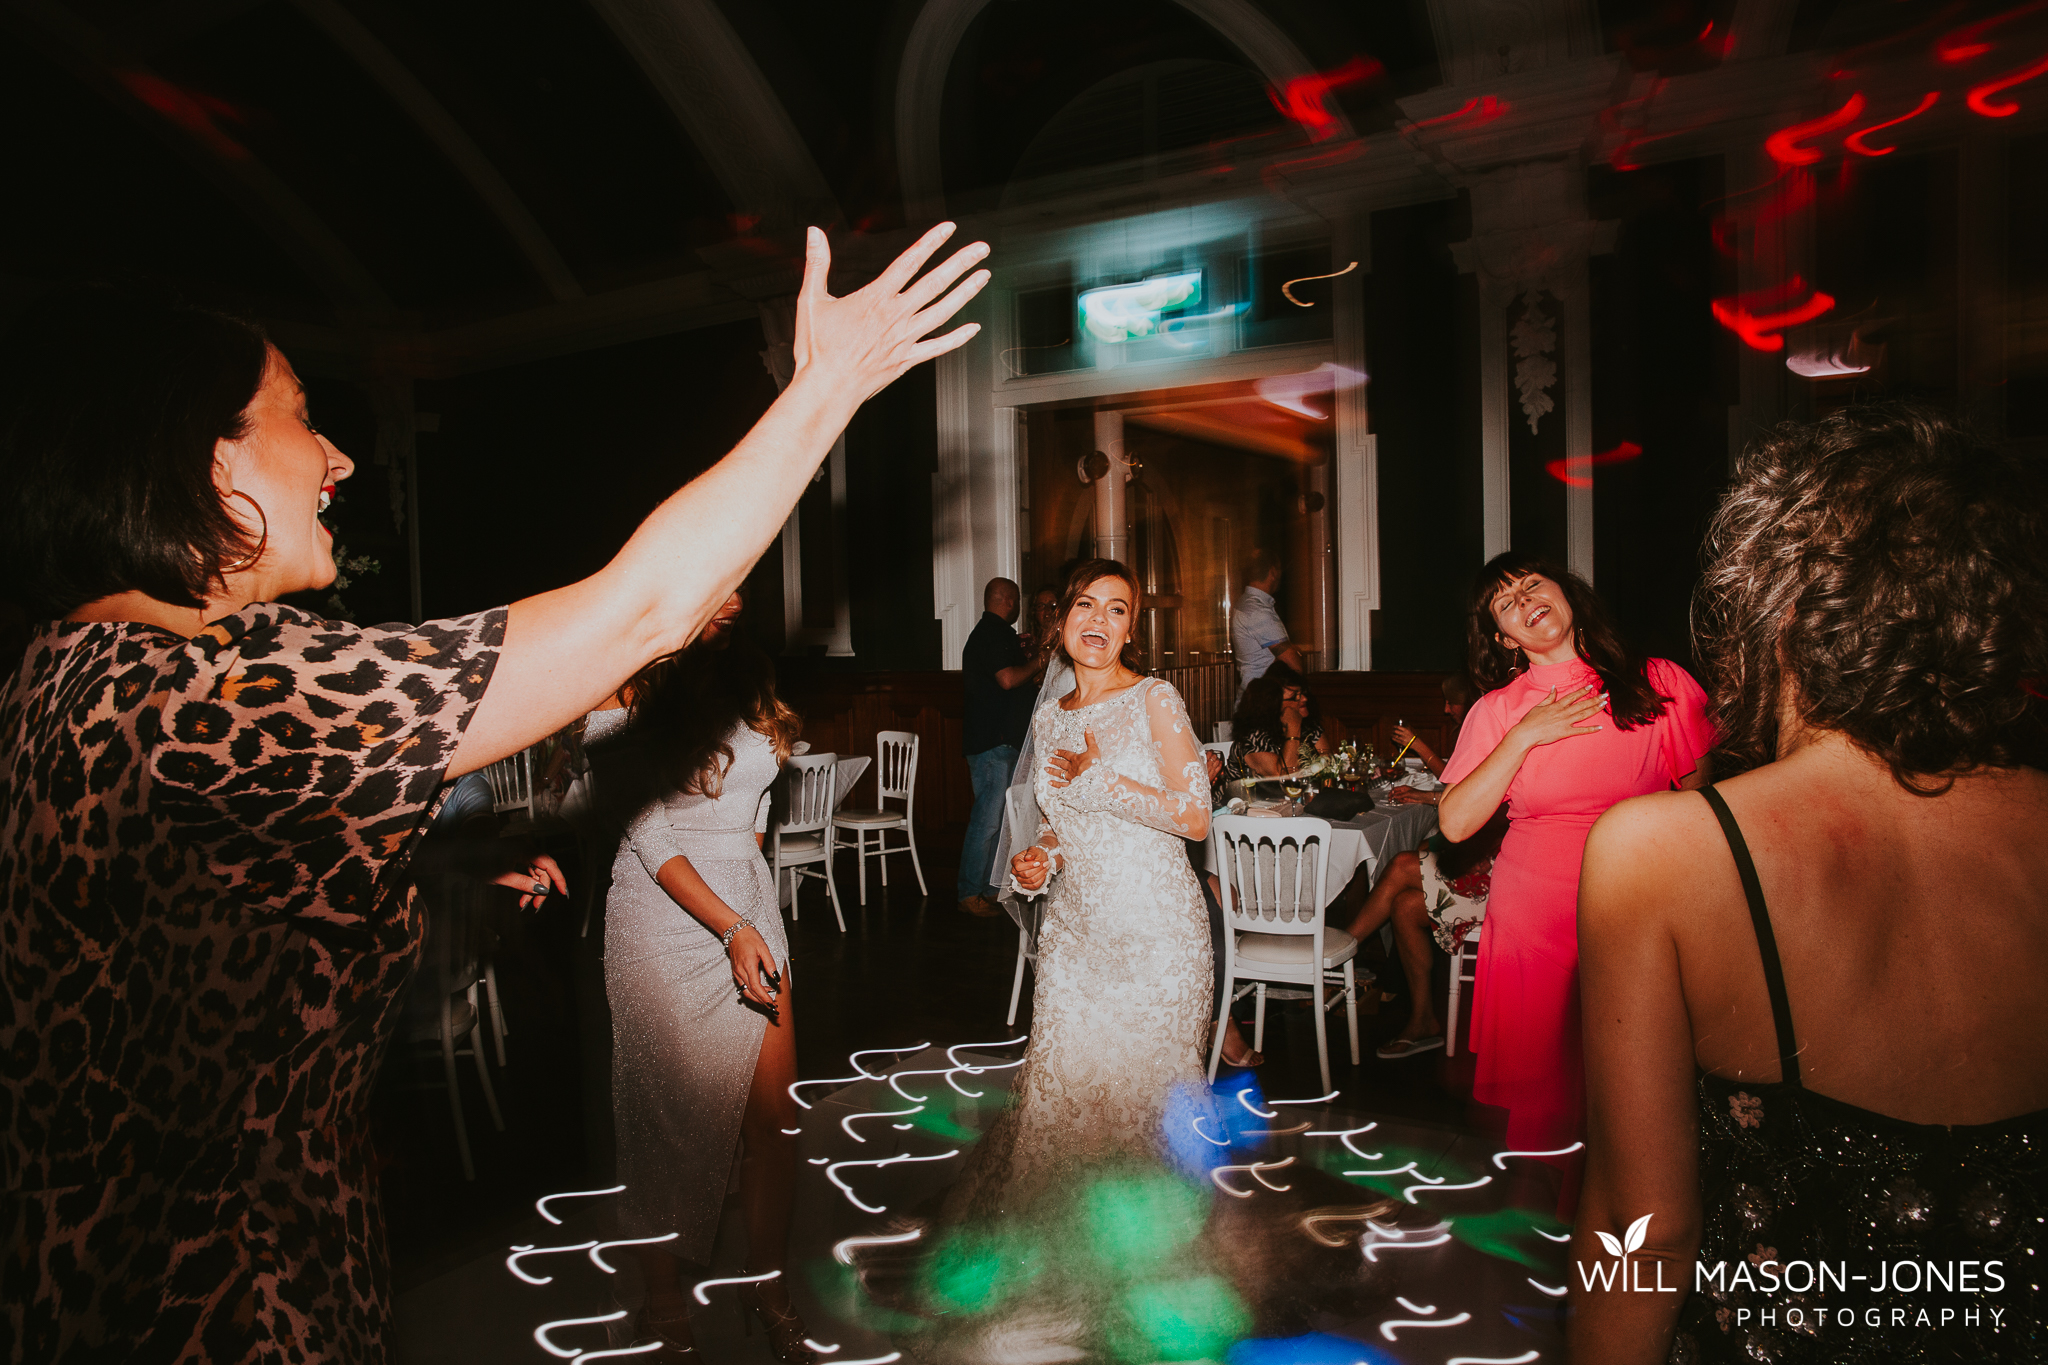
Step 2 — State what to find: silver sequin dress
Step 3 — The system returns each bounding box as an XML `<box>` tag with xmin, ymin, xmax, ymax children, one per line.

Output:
<box><xmin>587</xmin><ymin>709</ymin><xmax>788</xmax><ymax>1259</ymax></box>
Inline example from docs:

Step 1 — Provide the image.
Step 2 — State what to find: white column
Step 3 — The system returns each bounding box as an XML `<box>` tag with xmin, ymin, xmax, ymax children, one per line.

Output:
<box><xmin>1092</xmin><ymin>409</ymin><xmax>1128</xmax><ymax>563</ymax></box>
<box><xmin>1562</xmin><ymin>277</ymin><xmax>1595</xmax><ymax>585</ymax></box>
<box><xmin>1331</xmin><ymin>211</ymin><xmax>1376</xmax><ymax>671</ymax></box>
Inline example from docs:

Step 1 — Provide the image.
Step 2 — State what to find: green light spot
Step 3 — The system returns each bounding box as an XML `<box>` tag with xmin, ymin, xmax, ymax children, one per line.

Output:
<box><xmin>1116</xmin><ymin>1276</ymin><xmax>1249</xmax><ymax>1361</ymax></box>
<box><xmin>924</xmin><ymin>1228</ymin><xmax>1043</xmax><ymax>1313</ymax></box>
<box><xmin>1083</xmin><ymin>1172</ymin><xmax>1207</xmax><ymax>1268</ymax></box>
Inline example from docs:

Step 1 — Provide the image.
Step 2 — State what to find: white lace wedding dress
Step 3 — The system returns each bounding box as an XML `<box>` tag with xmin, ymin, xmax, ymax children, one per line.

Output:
<box><xmin>949</xmin><ymin>676</ymin><xmax>1215</xmax><ymax>1218</ymax></box>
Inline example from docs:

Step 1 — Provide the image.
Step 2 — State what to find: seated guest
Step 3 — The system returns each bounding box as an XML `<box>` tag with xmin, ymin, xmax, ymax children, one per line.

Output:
<box><xmin>1571</xmin><ymin>406</ymin><xmax>2047</xmax><ymax>1363</ymax></box>
<box><xmin>0</xmin><ymin>223</ymin><xmax>988</xmax><ymax>1360</ymax></box>
<box><xmin>1386</xmin><ymin>673</ymin><xmax>1478</xmax><ymax>793</ymax></box>
<box><xmin>1219</xmin><ymin>664</ymin><xmax>1330</xmax><ymax>794</ymax></box>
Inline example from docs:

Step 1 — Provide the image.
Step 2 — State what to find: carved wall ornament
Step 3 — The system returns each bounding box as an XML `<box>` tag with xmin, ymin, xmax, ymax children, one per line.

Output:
<box><xmin>1511</xmin><ymin>291</ymin><xmax>1558</xmax><ymax>433</ymax></box>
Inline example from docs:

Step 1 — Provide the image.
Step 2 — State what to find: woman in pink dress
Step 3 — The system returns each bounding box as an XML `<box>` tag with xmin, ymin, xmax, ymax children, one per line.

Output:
<box><xmin>1437</xmin><ymin>553</ymin><xmax>1712</xmax><ymax>1183</ymax></box>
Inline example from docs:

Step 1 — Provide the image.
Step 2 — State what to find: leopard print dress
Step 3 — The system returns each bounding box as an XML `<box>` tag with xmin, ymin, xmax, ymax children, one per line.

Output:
<box><xmin>0</xmin><ymin>604</ymin><xmax>504</xmax><ymax>1363</ymax></box>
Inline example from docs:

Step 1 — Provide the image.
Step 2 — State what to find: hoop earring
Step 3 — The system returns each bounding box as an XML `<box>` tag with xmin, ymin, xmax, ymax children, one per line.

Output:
<box><xmin>220</xmin><ymin>490</ymin><xmax>269</xmax><ymax>573</ymax></box>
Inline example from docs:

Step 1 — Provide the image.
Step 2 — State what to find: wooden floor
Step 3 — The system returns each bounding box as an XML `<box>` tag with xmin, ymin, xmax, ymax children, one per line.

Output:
<box><xmin>373</xmin><ymin>834</ymin><xmax>1546</xmax><ymax>1362</ymax></box>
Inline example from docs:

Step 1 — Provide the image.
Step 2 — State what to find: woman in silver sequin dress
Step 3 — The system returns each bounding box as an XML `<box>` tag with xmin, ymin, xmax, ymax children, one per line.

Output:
<box><xmin>587</xmin><ymin>593</ymin><xmax>813</xmax><ymax>1363</ymax></box>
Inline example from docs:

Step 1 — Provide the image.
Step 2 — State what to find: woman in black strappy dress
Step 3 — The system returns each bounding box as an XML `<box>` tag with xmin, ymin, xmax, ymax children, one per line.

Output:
<box><xmin>1569</xmin><ymin>405</ymin><xmax>2047</xmax><ymax>1364</ymax></box>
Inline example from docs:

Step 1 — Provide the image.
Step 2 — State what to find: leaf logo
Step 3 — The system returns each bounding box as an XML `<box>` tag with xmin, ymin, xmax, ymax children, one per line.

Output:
<box><xmin>1595</xmin><ymin>1213</ymin><xmax>1652</xmax><ymax>1261</ymax></box>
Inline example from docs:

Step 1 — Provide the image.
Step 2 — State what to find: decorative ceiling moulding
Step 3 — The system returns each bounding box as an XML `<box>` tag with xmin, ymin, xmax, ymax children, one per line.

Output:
<box><xmin>1446</xmin><ymin>160</ymin><xmax>1617</xmax><ymax>299</ymax></box>
<box><xmin>587</xmin><ymin>0</ymin><xmax>840</xmax><ymax>232</ymax></box>
<box><xmin>894</xmin><ymin>0</ymin><xmax>1349</xmax><ymax>223</ymax></box>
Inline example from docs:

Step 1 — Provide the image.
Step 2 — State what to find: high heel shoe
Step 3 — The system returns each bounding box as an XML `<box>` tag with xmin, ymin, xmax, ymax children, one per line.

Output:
<box><xmin>632</xmin><ymin>1308</ymin><xmax>698</xmax><ymax>1362</ymax></box>
<box><xmin>738</xmin><ymin>1280</ymin><xmax>817</xmax><ymax>1365</ymax></box>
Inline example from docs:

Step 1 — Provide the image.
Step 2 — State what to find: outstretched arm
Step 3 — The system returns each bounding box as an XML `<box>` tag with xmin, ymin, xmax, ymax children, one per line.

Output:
<box><xmin>450</xmin><ymin>225</ymin><xmax>989</xmax><ymax>776</ymax></box>
<box><xmin>1053</xmin><ymin>685</ymin><xmax>1211</xmax><ymax>841</ymax></box>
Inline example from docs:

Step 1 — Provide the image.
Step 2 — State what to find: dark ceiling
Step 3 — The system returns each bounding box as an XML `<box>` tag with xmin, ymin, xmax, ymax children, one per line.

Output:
<box><xmin>0</xmin><ymin>0</ymin><xmax>1468</xmax><ymax>335</ymax></box>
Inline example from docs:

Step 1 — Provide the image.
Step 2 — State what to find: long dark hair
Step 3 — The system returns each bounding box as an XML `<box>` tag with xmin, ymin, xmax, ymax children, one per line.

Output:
<box><xmin>1232</xmin><ymin>662</ymin><xmax>1319</xmax><ymax>741</ymax></box>
<box><xmin>1053</xmin><ymin>557</ymin><xmax>1144</xmax><ymax>672</ymax></box>
<box><xmin>1466</xmin><ymin>551</ymin><xmax>1668</xmax><ymax>729</ymax></box>
<box><xmin>1695</xmin><ymin>404</ymin><xmax>2047</xmax><ymax>789</ymax></box>
<box><xmin>622</xmin><ymin>605</ymin><xmax>801</xmax><ymax>797</ymax></box>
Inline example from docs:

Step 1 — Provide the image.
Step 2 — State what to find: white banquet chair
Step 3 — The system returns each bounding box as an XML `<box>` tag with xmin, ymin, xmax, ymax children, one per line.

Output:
<box><xmin>1003</xmin><ymin>784</ymin><xmax>1045</xmax><ymax>1026</ymax></box>
<box><xmin>1208</xmin><ymin>813</ymin><xmax>1362</xmax><ymax>1093</ymax></box>
<box><xmin>481</xmin><ymin>749</ymin><xmax>535</xmax><ymax>817</ymax></box>
<box><xmin>770</xmin><ymin>753</ymin><xmax>844</xmax><ymax>932</ymax></box>
<box><xmin>1445</xmin><ymin>908</ymin><xmax>1486</xmax><ymax>1057</ymax></box>
<box><xmin>1201</xmin><ymin>740</ymin><xmax>1232</xmax><ymax>773</ymax></box>
<box><xmin>831</xmin><ymin>730</ymin><xmax>928</xmax><ymax>905</ymax></box>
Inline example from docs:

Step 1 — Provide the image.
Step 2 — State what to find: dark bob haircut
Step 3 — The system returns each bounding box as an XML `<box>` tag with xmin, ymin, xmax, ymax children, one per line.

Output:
<box><xmin>1466</xmin><ymin>550</ymin><xmax>1669</xmax><ymax>729</ymax></box>
<box><xmin>0</xmin><ymin>287</ymin><xmax>271</xmax><ymax>619</ymax></box>
<box><xmin>1054</xmin><ymin>557</ymin><xmax>1144</xmax><ymax>673</ymax></box>
<box><xmin>1695</xmin><ymin>403</ymin><xmax>2048</xmax><ymax>790</ymax></box>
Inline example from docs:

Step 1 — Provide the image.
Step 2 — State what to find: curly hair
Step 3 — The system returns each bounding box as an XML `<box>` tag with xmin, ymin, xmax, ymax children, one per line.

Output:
<box><xmin>1695</xmin><ymin>404</ymin><xmax>2048</xmax><ymax>790</ymax></box>
<box><xmin>622</xmin><ymin>613</ymin><xmax>802</xmax><ymax>798</ymax></box>
<box><xmin>1465</xmin><ymin>551</ymin><xmax>1669</xmax><ymax>729</ymax></box>
<box><xmin>1232</xmin><ymin>662</ymin><xmax>1320</xmax><ymax>741</ymax></box>
<box><xmin>1054</xmin><ymin>557</ymin><xmax>1144</xmax><ymax>672</ymax></box>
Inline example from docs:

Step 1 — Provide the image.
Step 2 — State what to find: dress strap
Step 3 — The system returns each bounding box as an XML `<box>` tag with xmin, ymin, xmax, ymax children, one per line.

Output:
<box><xmin>1699</xmin><ymin>786</ymin><xmax>1802</xmax><ymax>1088</ymax></box>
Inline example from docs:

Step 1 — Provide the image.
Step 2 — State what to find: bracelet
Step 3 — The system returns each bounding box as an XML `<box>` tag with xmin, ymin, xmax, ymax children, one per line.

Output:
<box><xmin>720</xmin><ymin>916</ymin><xmax>754</xmax><ymax>951</ymax></box>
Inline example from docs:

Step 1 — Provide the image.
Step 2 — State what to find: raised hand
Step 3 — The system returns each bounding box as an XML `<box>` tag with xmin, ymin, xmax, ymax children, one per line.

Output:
<box><xmin>792</xmin><ymin>223</ymin><xmax>990</xmax><ymax>402</ymax></box>
<box><xmin>1509</xmin><ymin>684</ymin><xmax>1605</xmax><ymax>749</ymax></box>
<box><xmin>1046</xmin><ymin>730</ymin><xmax>1103</xmax><ymax>788</ymax></box>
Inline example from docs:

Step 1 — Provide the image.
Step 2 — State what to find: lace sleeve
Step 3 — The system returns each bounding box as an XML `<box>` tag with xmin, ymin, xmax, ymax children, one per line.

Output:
<box><xmin>1007</xmin><ymin>816</ymin><xmax>1063</xmax><ymax>900</ymax></box>
<box><xmin>1063</xmin><ymin>682</ymin><xmax>1211</xmax><ymax>841</ymax></box>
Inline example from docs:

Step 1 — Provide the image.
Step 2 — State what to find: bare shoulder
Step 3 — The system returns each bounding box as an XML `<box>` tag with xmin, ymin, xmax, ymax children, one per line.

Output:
<box><xmin>1580</xmin><ymin>789</ymin><xmax>1724</xmax><ymax>936</ymax></box>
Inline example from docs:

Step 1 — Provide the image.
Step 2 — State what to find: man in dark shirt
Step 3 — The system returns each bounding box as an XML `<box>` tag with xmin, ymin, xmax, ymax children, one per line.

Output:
<box><xmin>958</xmin><ymin>577</ymin><xmax>1037</xmax><ymax>916</ymax></box>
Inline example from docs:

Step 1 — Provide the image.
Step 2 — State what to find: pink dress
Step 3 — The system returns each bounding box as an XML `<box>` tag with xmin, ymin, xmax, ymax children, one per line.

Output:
<box><xmin>1439</xmin><ymin>656</ymin><xmax>1712</xmax><ymax>1153</ymax></box>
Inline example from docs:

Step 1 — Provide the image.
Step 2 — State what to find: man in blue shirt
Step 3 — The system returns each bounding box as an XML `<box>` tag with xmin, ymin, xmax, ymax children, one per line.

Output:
<box><xmin>1231</xmin><ymin>549</ymin><xmax>1306</xmax><ymax>698</ymax></box>
<box><xmin>958</xmin><ymin>577</ymin><xmax>1037</xmax><ymax>916</ymax></box>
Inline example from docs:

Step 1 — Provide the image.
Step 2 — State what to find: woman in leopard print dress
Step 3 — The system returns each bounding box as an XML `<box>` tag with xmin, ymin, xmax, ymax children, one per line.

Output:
<box><xmin>0</xmin><ymin>227</ymin><xmax>988</xmax><ymax>1363</ymax></box>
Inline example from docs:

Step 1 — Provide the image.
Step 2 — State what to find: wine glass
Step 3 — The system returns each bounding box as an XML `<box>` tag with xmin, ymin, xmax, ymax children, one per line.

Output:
<box><xmin>1282</xmin><ymin>779</ymin><xmax>1304</xmax><ymax>809</ymax></box>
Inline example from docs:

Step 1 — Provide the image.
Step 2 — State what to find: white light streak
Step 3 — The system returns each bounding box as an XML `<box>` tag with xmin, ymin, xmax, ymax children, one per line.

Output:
<box><xmin>573</xmin><ymin>1346</ymin><xmax>664</xmax><ymax>1363</ymax></box>
<box><xmin>1527</xmin><ymin>1277</ymin><xmax>1568</xmax><ymax>1298</ymax></box>
<box><xmin>780</xmin><ymin>1127</ymin><xmax>802</xmax><ymax>1135</ymax></box>
<box><xmin>1378</xmin><ymin>1311</ymin><xmax>1471</xmax><ymax>1341</ymax></box>
<box><xmin>1211</xmin><ymin>1158</ymin><xmax>1293</xmax><ymax>1199</ymax></box>
<box><xmin>841</xmin><ymin>1105</ymin><xmax>924</xmax><ymax>1143</ymax></box>
<box><xmin>790</xmin><ymin>1073</ymin><xmax>875</xmax><ymax>1109</ymax></box>
<box><xmin>1396</xmin><ymin>1296</ymin><xmax>1436</xmax><ymax>1315</ymax></box>
<box><xmin>849</xmin><ymin>1044</ymin><xmax>929</xmax><ymax>1076</ymax></box>
<box><xmin>535</xmin><ymin>1185</ymin><xmax>625</xmax><ymax>1225</ymax></box>
<box><xmin>945</xmin><ymin>1036</ymin><xmax>1026</xmax><ymax>1068</ymax></box>
<box><xmin>534</xmin><ymin>1310</ymin><xmax>626</xmax><ymax>1358</ymax></box>
<box><xmin>946</xmin><ymin>1058</ymin><xmax>1022</xmax><ymax>1098</ymax></box>
<box><xmin>587</xmin><ymin>1232</ymin><xmax>678</xmax><ymax>1273</ymax></box>
<box><xmin>825</xmin><ymin>1150</ymin><xmax>960</xmax><ymax>1214</ymax></box>
<box><xmin>1362</xmin><ymin>1231</ymin><xmax>1452</xmax><ymax>1262</ymax></box>
<box><xmin>803</xmin><ymin>1342</ymin><xmax>841</xmax><ymax>1354</ymax></box>
<box><xmin>1299</xmin><ymin>1209</ymin><xmax>1384</xmax><ymax>1247</ymax></box>
<box><xmin>692</xmin><ymin>1269</ymin><xmax>780</xmax><ymax>1306</ymax></box>
<box><xmin>1242</xmin><ymin>1120</ymin><xmax>1312</xmax><ymax>1137</ymax></box>
<box><xmin>1535</xmin><ymin>1228</ymin><xmax>1572</xmax><ymax>1243</ymax></box>
<box><xmin>1343</xmin><ymin>1162</ymin><xmax>1434</xmax><ymax>1181</ymax></box>
<box><xmin>808</xmin><ymin>1157</ymin><xmax>830</xmax><ymax>1165</ymax></box>
<box><xmin>507</xmin><ymin>1240</ymin><xmax>600</xmax><ymax>1286</ymax></box>
<box><xmin>1191</xmin><ymin>1117</ymin><xmax>1231</xmax><ymax>1147</ymax></box>
<box><xmin>1446</xmin><ymin>1353</ymin><xmax>1540</xmax><ymax>1365</ymax></box>
<box><xmin>834</xmin><ymin>1355</ymin><xmax>904</xmax><ymax>1365</ymax></box>
<box><xmin>1490</xmin><ymin>1142</ymin><xmax>1585</xmax><ymax>1170</ymax></box>
<box><xmin>833</xmin><ymin>1228</ymin><xmax>923</xmax><ymax>1265</ymax></box>
<box><xmin>1307</xmin><ymin>1121</ymin><xmax>1382</xmax><ymax>1160</ymax></box>
<box><xmin>1267</xmin><ymin>1090</ymin><xmax>1339</xmax><ymax>1106</ymax></box>
<box><xmin>1235</xmin><ymin>1089</ymin><xmax>1279</xmax><ymax>1119</ymax></box>
<box><xmin>1402</xmin><ymin>1175</ymin><xmax>1493</xmax><ymax>1203</ymax></box>
<box><xmin>884</xmin><ymin>1067</ymin><xmax>954</xmax><ymax>1103</ymax></box>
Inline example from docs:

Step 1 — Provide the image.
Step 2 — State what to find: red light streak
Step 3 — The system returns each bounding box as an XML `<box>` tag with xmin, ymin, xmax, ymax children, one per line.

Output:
<box><xmin>1937</xmin><ymin>0</ymin><xmax>2048</xmax><ymax>62</ymax></box>
<box><xmin>1545</xmin><ymin>442</ymin><xmax>1643</xmax><ymax>489</ymax></box>
<box><xmin>1408</xmin><ymin>94</ymin><xmax>1510</xmax><ymax>131</ymax></box>
<box><xmin>1843</xmin><ymin>92</ymin><xmax>1940</xmax><ymax>155</ymax></box>
<box><xmin>1968</xmin><ymin>51</ymin><xmax>2048</xmax><ymax>115</ymax></box>
<box><xmin>1267</xmin><ymin>56</ymin><xmax>1383</xmax><ymax>142</ymax></box>
<box><xmin>116</xmin><ymin>71</ymin><xmax>250</xmax><ymax>161</ymax></box>
<box><xmin>1763</xmin><ymin>93</ymin><xmax>1866</xmax><ymax>167</ymax></box>
<box><xmin>1712</xmin><ymin>283</ymin><xmax>1837</xmax><ymax>351</ymax></box>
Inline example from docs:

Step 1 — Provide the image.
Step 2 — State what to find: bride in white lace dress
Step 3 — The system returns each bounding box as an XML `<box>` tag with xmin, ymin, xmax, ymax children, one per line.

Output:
<box><xmin>950</xmin><ymin>559</ymin><xmax>1215</xmax><ymax>1217</ymax></box>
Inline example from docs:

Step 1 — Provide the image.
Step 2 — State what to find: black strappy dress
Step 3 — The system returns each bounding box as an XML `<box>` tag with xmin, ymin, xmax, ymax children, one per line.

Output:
<box><xmin>1674</xmin><ymin>787</ymin><xmax>2045</xmax><ymax>1364</ymax></box>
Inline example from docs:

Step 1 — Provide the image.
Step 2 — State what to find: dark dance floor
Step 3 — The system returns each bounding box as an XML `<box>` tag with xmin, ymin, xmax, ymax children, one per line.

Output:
<box><xmin>376</xmin><ymin>840</ymin><xmax>1558</xmax><ymax>1364</ymax></box>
